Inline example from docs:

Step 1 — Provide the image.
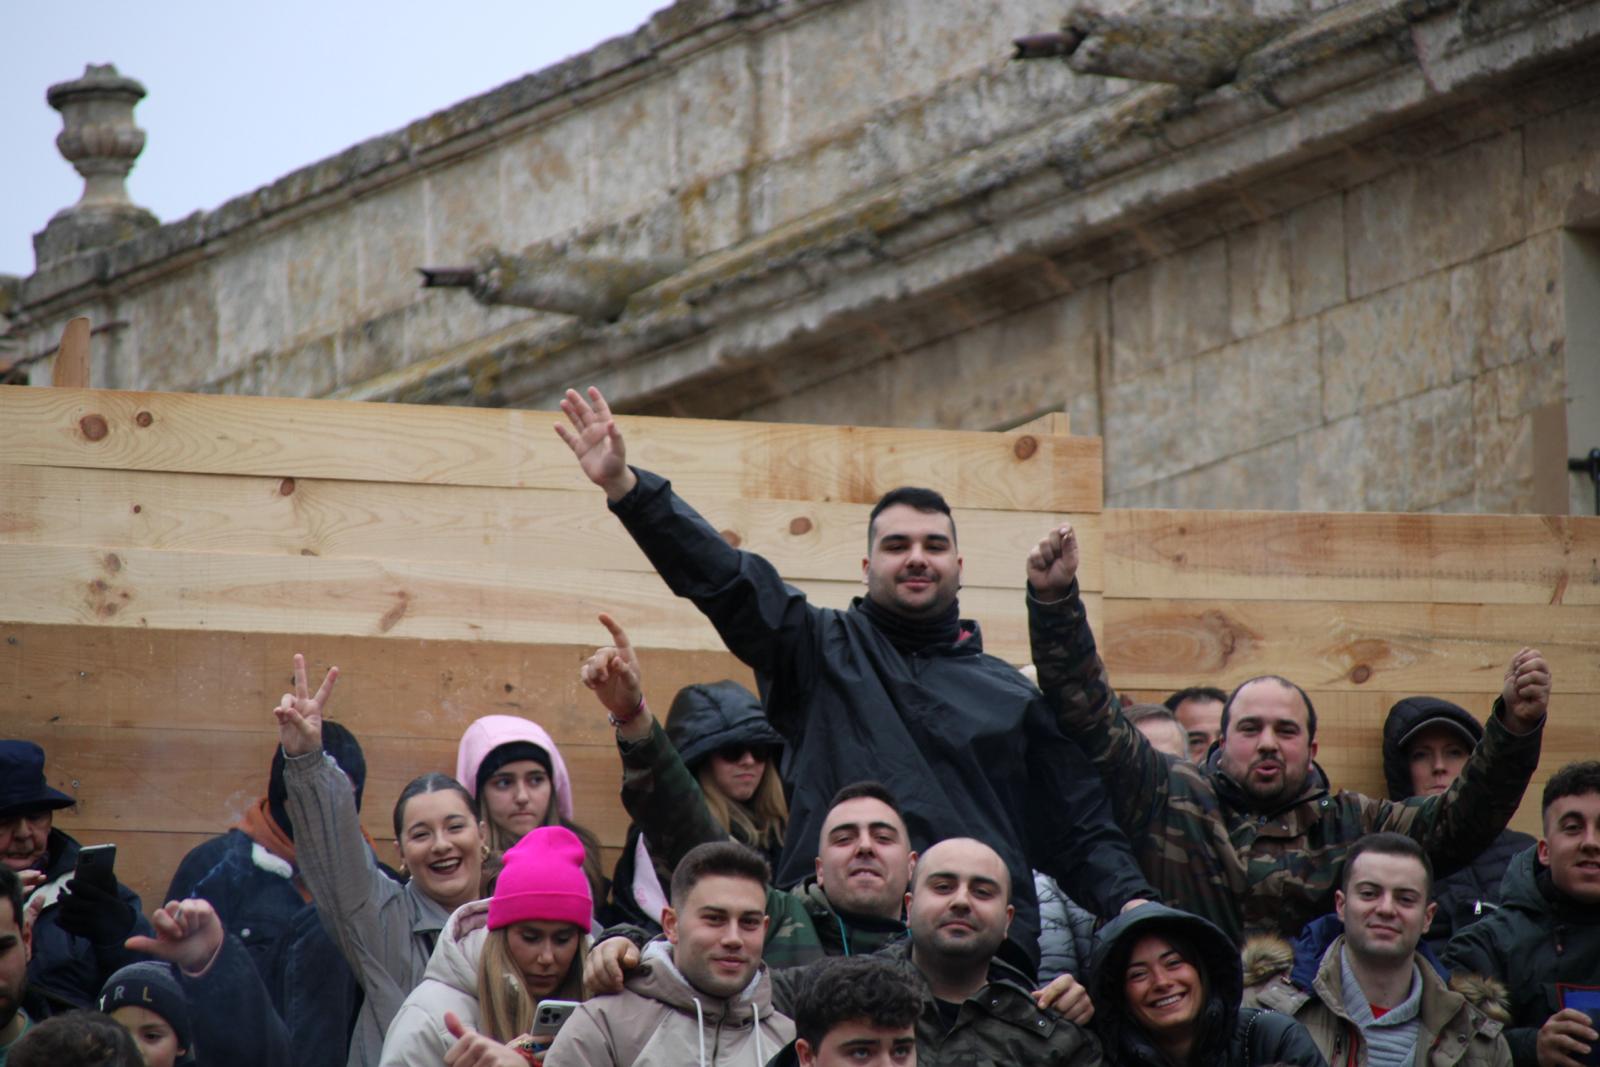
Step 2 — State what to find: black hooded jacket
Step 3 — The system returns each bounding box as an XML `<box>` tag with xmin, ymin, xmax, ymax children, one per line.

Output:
<box><xmin>609</xmin><ymin>468</ymin><xmax>1157</xmax><ymax>971</ymax></box>
<box><xmin>1088</xmin><ymin>905</ymin><xmax>1326</xmax><ymax>1067</ymax></box>
<box><xmin>1382</xmin><ymin>697</ymin><xmax>1536</xmax><ymax>953</ymax></box>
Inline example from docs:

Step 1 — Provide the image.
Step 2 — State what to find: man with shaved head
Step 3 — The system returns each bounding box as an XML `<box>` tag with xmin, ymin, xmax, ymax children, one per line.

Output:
<box><xmin>1023</xmin><ymin>522</ymin><xmax>1552</xmax><ymax>947</ymax></box>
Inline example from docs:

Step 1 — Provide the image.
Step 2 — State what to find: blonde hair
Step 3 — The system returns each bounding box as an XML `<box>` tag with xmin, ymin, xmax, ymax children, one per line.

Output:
<box><xmin>697</xmin><ymin>761</ymin><xmax>788</xmax><ymax>852</ymax></box>
<box><xmin>475</xmin><ymin>926</ymin><xmax>588</xmax><ymax>1042</ymax></box>
<box><xmin>483</xmin><ymin>809</ymin><xmax>606</xmax><ymax>905</ymax></box>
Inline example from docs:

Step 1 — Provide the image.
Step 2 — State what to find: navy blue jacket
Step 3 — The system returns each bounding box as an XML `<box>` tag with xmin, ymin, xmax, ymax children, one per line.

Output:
<box><xmin>27</xmin><ymin>829</ymin><xmax>153</xmax><ymax>1009</ymax></box>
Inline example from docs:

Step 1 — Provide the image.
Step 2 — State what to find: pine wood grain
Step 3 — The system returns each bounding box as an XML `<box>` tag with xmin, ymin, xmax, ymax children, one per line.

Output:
<box><xmin>0</xmin><ymin>387</ymin><xmax>1101</xmax><ymax>512</ymax></box>
<box><xmin>51</xmin><ymin>317</ymin><xmax>91</xmax><ymax>389</ymax></box>
<box><xmin>1105</xmin><ymin>509</ymin><xmax>1600</xmax><ymax>606</ymax></box>
<box><xmin>0</xmin><ymin>464</ymin><xmax>1104</xmax><ymax>592</ymax></box>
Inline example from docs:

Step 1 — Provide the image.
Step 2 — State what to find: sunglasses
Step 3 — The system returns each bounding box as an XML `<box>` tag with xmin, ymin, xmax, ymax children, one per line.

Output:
<box><xmin>714</xmin><ymin>744</ymin><xmax>776</xmax><ymax>763</ymax></box>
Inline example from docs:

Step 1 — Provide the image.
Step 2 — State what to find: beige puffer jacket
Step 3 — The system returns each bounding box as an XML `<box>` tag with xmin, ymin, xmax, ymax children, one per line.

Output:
<box><xmin>544</xmin><ymin>940</ymin><xmax>793</xmax><ymax>1067</ymax></box>
<box><xmin>378</xmin><ymin>904</ymin><xmax>489</xmax><ymax>1067</ymax></box>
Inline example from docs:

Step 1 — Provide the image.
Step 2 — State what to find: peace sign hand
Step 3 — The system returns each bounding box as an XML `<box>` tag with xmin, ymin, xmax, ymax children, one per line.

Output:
<box><xmin>273</xmin><ymin>653</ymin><xmax>339</xmax><ymax>758</ymax></box>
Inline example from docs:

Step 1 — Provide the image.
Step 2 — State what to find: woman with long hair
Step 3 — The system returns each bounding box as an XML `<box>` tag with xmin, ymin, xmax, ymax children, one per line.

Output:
<box><xmin>274</xmin><ymin>654</ymin><xmax>487</xmax><ymax>1067</ymax></box>
<box><xmin>1087</xmin><ymin>904</ymin><xmax>1325</xmax><ymax>1067</ymax></box>
<box><xmin>379</xmin><ymin>826</ymin><xmax>591</xmax><ymax>1067</ymax></box>
<box><xmin>456</xmin><ymin>715</ymin><xmax>606</xmax><ymax>904</ymax></box>
<box><xmin>582</xmin><ymin>613</ymin><xmax>788</xmax><ymax>933</ymax></box>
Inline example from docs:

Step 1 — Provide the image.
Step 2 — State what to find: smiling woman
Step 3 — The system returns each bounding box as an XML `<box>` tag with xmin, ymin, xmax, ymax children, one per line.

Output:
<box><xmin>1087</xmin><ymin>904</ymin><xmax>1325</xmax><ymax>1067</ymax></box>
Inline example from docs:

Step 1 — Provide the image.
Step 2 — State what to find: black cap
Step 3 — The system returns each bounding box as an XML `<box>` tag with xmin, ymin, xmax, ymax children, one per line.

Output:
<box><xmin>0</xmin><ymin>741</ymin><xmax>75</xmax><ymax>820</ymax></box>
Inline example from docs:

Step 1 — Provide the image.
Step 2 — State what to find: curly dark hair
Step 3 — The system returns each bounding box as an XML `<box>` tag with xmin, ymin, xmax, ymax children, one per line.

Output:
<box><xmin>1543</xmin><ymin>761</ymin><xmax>1600</xmax><ymax>815</ymax></box>
<box><xmin>9</xmin><ymin>1011</ymin><xmax>145</xmax><ymax>1067</ymax></box>
<box><xmin>792</xmin><ymin>955</ymin><xmax>923</xmax><ymax>1051</ymax></box>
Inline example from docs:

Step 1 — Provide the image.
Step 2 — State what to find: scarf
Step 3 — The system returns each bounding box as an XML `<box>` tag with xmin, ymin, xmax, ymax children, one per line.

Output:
<box><xmin>856</xmin><ymin>596</ymin><xmax>962</xmax><ymax>653</ymax></box>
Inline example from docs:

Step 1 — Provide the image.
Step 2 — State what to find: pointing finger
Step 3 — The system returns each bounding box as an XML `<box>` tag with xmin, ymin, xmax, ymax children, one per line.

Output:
<box><xmin>598</xmin><ymin>612</ymin><xmax>632</xmax><ymax>650</ymax></box>
<box><xmin>293</xmin><ymin>654</ymin><xmax>309</xmax><ymax>703</ymax></box>
<box><xmin>313</xmin><ymin>666</ymin><xmax>340</xmax><ymax>708</ymax></box>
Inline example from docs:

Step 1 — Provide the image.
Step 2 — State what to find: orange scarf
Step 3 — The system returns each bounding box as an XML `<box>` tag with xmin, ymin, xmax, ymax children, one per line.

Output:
<box><xmin>234</xmin><ymin>798</ymin><xmax>380</xmax><ymax>904</ymax></box>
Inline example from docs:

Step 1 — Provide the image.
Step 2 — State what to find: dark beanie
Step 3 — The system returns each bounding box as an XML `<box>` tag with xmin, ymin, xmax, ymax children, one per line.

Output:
<box><xmin>99</xmin><ymin>962</ymin><xmax>194</xmax><ymax>1062</ymax></box>
<box><xmin>268</xmin><ymin>721</ymin><xmax>368</xmax><ymax>840</ymax></box>
<box><xmin>474</xmin><ymin>741</ymin><xmax>552</xmax><ymax>801</ymax></box>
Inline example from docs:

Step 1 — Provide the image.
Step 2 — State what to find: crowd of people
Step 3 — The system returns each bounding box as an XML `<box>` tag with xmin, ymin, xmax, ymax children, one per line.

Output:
<box><xmin>0</xmin><ymin>385</ymin><xmax>1589</xmax><ymax>1067</ymax></box>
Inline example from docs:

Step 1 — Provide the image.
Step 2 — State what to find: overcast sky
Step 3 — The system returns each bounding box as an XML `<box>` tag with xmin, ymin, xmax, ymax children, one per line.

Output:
<box><xmin>1</xmin><ymin>1</ymin><xmax>668</xmax><ymax>276</ymax></box>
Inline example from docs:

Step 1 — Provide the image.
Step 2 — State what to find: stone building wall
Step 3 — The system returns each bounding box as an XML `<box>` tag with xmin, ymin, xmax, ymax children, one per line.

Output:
<box><xmin>745</xmin><ymin>111</ymin><xmax>1597</xmax><ymax>514</ymax></box>
<box><xmin>5</xmin><ymin>0</ymin><xmax>1598</xmax><ymax>515</ymax></box>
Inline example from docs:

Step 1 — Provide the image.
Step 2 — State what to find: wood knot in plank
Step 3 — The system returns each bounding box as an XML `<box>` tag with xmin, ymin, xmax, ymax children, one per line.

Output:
<box><xmin>789</xmin><ymin>517</ymin><xmax>813</xmax><ymax>536</ymax></box>
<box><xmin>103</xmin><ymin>553</ymin><xmax>122</xmax><ymax>574</ymax></box>
<box><xmin>132</xmin><ymin>504</ymin><xmax>142</xmax><ymax>514</ymax></box>
<box><xmin>78</xmin><ymin>414</ymin><xmax>109</xmax><ymax>441</ymax></box>
<box><xmin>378</xmin><ymin>591</ymin><xmax>411</xmax><ymax>634</ymax></box>
<box><xmin>720</xmin><ymin>529</ymin><xmax>742</xmax><ymax>548</ymax></box>
<box><xmin>279</xmin><ymin>478</ymin><xmax>296</xmax><ymax>496</ymax></box>
<box><xmin>1350</xmin><ymin>664</ymin><xmax>1372</xmax><ymax>684</ymax></box>
<box><xmin>1013</xmin><ymin>435</ymin><xmax>1039</xmax><ymax>460</ymax></box>
<box><xmin>135</xmin><ymin>411</ymin><xmax>153</xmax><ymax>427</ymax></box>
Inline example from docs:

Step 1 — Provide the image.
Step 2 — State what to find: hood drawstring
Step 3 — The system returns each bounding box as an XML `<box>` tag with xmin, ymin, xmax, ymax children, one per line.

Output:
<box><xmin>693</xmin><ymin>996</ymin><xmax>707</xmax><ymax>1067</ymax></box>
<box><xmin>752</xmin><ymin>1000</ymin><xmax>765</xmax><ymax>1067</ymax></box>
<box><xmin>835</xmin><ymin>912</ymin><xmax>851</xmax><ymax>956</ymax></box>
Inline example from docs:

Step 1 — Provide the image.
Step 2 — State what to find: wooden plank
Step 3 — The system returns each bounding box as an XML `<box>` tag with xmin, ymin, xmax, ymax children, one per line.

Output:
<box><xmin>1100</xmin><ymin>598</ymin><xmax>1600</xmax><ymax>693</ymax></box>
<box><xmin>1105</xmin><ymin>509</ymin><xmax>1600</xmax><ymax>606</ymax></box>
<box><xmin>31</xmin><ymin>726</ymin><xmax>635</xmax><ymax>846</ymax></box>
<box><xmin>1012</xmin><ymin>412</ymin><xmax>1071</xmax><ymax>436</ymax></box>
<box><xmin>0</xmin><ymin>623</ymin><xmax>751</xmax><ymax>740</ymax></box>
<box><xmin>51</xmin><ymin>317</ymin><xmax>91</xmax><ymax>389</ymax></box>
<box><xmin>0</xmin><ymin>543</ymin><xmax>1072</xmax><ymax>664</ymax></box>
<box><xmin>0</xmin><ymin>464</ymin><xmax>1104</xmax><ymax>592</ymax></box>
<box><xmin>0</xmin><ymin>387</ymin><xmax>1102</xmax><ymax>512</ymax></box>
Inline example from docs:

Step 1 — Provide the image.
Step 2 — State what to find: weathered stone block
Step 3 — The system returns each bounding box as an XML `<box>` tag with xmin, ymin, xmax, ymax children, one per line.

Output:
<box><xmin>125</xmin><ymin>269</ymin><xmax>218</xmax><ymax>392</ymax></box>
<box><xmin>1108</xmin><ymin>439</ymin><xmax>1302</xmax><ymax>510</ymax></box>
<box><xmin>285</xmin><ymin>211</ymin><xmax>359</xmax><ymax>343</ymax></box>
<box><xmin>1296</xmin><ymin>414</ymin><xmax>1367</xmax><ymax>512</ymax></box>
<box><xmin>501</xmin><ymin>112</ymin><xmax>592</xmax><ymax>251</ymax></box>
<box><xmin>1109</xmin><ymin>237</ymin><xmax>1229</xmax><ymax>382</ymax></box>
<box><xmin>1472</xmin><ymin>375</ymin><xmax>1535</xmax><ymax>513</ymax></box>
<box><xmin>1392</xmin><ymin>381</ymin><xmax>1476</xmax><ymax>511</ymax></box>
<box><xmin>1346</xmin><ymin>133</ymin><xmax>1525</xmax><ymax>299</ymax></box>
<box><xmin>1103</xmin><ymin>360</ymin><xmax>1206</xmax><ymax>495</ymax></box>
<box><xmin>762</xmin><ymin>2</ymin><xmax>890</xmax><ymax>155</ymax></box>
<box><xmin>1523</xmin><ymin>98</ymin><xmax>1600</xmax><ymax>232</ymax></box>
<box><xmin>425</xmin><ymin>146</ymin><xmax>506</xmax><ymax>266</ymax></box>
<box><xmin>1196</xmin><ymin>319</ymin><xmax>1321</xmax><ymax>455</ymax></box>
<box><xmin>214</xmin><ymin>235</ymin><xmax>290</xmax><ymax>377</ymax></box>
<box><xmin>257</xmin><ymin>335</ymin><xmax>338</xmax><ymax>399</ymax></box>
<box><xmin>588</xmin><ymin>82</ymin><xmax>677</xmax><ymax>224</ymax></box>
<box><xmin>672</xmin><ymin>40</ymin><xmax>757</xmax><ymax>184</ymax></box>
<box><xmin>1287</xmin><ymin>193</ymin><xmax>1345</xmax><ymax>318</ymax></box>
<box><xmin>1228</xmin><ymin>217</ymin><xmax>1291</xmax><ymax>340</ymax></box>
<box><xmin>1319</xmin><ymin>269</ymin><xmax>1457</xmax><ymax>422</ymax></box>
<box><xmin>353</xmin><ymin>180</ymin><xmax>429</xmax><ymax>314</ymax></box>
<box><xmin>336</xmin><ymin>306</ymin><xmax>410</xmax><ymax>388</ymax></box>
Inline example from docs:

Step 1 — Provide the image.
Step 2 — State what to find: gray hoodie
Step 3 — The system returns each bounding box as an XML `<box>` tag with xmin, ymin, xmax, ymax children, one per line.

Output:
<box><xmin>545</xmin><ymin>940</ymin><xmax>792</xmax><ymax>1067</ymax></box>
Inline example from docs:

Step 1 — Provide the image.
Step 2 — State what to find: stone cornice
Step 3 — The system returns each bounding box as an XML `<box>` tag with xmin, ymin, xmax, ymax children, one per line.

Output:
<box><xmin>336</xmin><ymin>0</ymin><xmax>1600</xmax><ymax>409</ymax></box>
<box><xmin>6</xmin><ymin>0</ymin><xmax>812</xmax><ymax>326</ymax></box>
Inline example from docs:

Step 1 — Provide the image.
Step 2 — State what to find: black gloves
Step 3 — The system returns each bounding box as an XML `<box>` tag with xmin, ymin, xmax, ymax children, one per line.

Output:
<box><xmin>56</xmin><ymin>874</ymin><xmax>137</xmax><ymax>946</ymax></box>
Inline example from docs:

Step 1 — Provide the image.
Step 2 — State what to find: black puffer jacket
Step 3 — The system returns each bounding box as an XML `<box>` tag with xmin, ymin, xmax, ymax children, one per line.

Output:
<box><xmin>608</xmin><ymin>679</ymin><xmax>786</xmax><ymax>931</ymax></box>
<box><xmin>611</xmin><ymin>468</ymin><xmax>1157</xmax><ymax>971</ymax></box>
<box><xmin>1088</xmin><ymin>905</ymin><xmax>1326</xmax><ymax>1067</ymax></box>
<box><xmin>1382</xmin><ymin>697</ymin><xmax>1536</xmax><ymax>953</ymax></box>
<box><xmin>25</xmin><ymin>829</ymin><xmax>155</xmax><ymax>1009</ymax></box>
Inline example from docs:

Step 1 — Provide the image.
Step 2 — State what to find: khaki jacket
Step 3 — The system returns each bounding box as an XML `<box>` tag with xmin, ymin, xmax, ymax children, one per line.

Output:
<box><xmin>1247</xmin><ymin>936</ymin><xmax>1510</xmax><ymax>1067</ymax></box>
<box><xmin>544</xmin><ymin>941</ymin><xmax>792</xmax><ymax>1067</ymax></box>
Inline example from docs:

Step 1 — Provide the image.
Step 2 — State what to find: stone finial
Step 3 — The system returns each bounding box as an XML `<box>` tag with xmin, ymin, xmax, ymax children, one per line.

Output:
<box><xmin>419</xmin><ymin>247</ymin><xmax>686</xmax><ymax>322</ymax></box>
<box><xmin>34</xmin><ymin>63</ymin><xmax>159</xmax><ymax>266</ymax></box>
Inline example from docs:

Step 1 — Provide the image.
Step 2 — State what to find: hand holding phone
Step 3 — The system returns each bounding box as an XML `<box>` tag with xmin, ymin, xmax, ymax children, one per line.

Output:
<box><xmin>1556</xmin><ymin>988</ymin><xmax>1600</xmax><ymax>1067</ymax></box>
<box><xmin>530</xmin><ymin>1000</ymin><xmax>580</xmax><ymax>1054</ymax></box>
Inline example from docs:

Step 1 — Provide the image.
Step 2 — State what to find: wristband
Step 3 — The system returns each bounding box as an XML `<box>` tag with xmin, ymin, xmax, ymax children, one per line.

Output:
<box><xmin>609</xmin><ymin>695</ymin><xmax>646</xmax><ymax>730</ymax></box>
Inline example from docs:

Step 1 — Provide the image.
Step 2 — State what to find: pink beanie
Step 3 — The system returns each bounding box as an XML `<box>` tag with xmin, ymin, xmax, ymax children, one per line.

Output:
<box><xmin>487</xmin><ymin>825</ymin><xmax>593</xmax><ymax>931</ymax></box>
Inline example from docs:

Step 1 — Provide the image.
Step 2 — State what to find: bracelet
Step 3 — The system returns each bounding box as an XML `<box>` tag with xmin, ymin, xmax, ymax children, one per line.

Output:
<box><xmin>609</xmin><ymin>695</ymin><xmax>646</xmax><ymax>730</ymax></box>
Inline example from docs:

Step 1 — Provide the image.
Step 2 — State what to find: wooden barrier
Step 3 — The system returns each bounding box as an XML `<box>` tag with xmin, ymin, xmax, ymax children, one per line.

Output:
<box><xmin>1</xmin><ymin>381</ymin><xmax>1596</xmax><ymax>914</ymax></box>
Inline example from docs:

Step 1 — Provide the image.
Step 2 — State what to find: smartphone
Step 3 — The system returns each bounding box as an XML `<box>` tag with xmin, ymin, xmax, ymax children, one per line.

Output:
<box><xmin>74</xmin><ymin>843</ymin><xmax>117</xmax><ymax>888</ymax></box>
<box><xmin>530</xmin><ymin>1000</ymin><xmax>580</xmax><ymax>1049</ymax></box>
<box><xmin>1559</xmin><ymin>985</ymin><xmax>1600</xmax><ymax>1067</ymax></box>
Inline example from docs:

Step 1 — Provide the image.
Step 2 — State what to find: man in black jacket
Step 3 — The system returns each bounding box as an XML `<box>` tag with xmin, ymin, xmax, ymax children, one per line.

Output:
<box><xmin>556</xmin><ymin>387</ymin><xmax>1155</xmax><ymax>972</ymax></box>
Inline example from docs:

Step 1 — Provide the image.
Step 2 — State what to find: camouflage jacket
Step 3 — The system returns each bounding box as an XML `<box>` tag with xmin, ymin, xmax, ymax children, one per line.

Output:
<box><xmin>1027</xmin><ymin>584</ymin><xmax>1544</xmax><ymax>945</ymax></box>
<box><xmin>769</xmin><ymin>939</ymin><xmax>1103</xmax><ymax>1067</ymax></box>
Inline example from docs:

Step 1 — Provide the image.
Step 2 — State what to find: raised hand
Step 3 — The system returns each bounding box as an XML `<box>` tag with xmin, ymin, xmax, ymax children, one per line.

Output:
<box><xmin>555</xmin><ymin>387</ymin><xmax>637</xmax><ymax>502</ymax></box>
<box><xmin>443</xmin><ymin>1011</ymin><xmax>529</xmax><ymax>1067</ymax></box>
<box><xmin>125</xmin><ymin>898</ymin><xmax>225</xmax><ymax>976</ymax></box>
<box><xmin>1502</xmin><ymin>647</ymin><xmax>1552</xmax><ymax>731</ymax></box>
<box><xmin>273</xmin><ymin>653</ymin><xmax>339</xmax><ymax>758</ymax></box>
<box><xmin>1026</xmin><ymin>523</ymin><xmax>1080</xmax><ymax>601</ymax></box>
<box><xmin>1032</xmin><ymin>971</ymin><xmax>1094</xmax><ymax>1025</ymax></box>
<box><xmin>581</xmin><ymin>613</ymin><xmax>645</xmax><ymax>725</ymax></box>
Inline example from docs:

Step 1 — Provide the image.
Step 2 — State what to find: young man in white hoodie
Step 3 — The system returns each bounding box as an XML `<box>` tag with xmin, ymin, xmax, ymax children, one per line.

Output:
<box><xmin>546</xmin><ymin>841</ymin><xmax>793</xmax><ymax>1067</ymax></box>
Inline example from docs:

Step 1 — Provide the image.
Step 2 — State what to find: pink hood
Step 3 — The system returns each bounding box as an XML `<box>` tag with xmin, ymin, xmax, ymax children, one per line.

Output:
<box><xmin>454</xmin><ymin>715</ymin><xmax>575</xmax><ymax>822</ymax></box>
